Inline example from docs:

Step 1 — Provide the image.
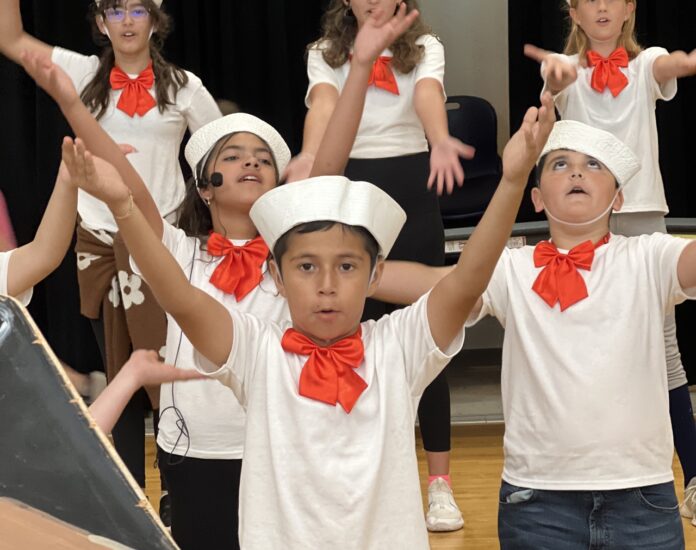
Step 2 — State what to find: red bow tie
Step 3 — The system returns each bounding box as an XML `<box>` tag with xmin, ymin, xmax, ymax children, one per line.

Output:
<box><xmin>110</xmin><ymin>62</ymin><xmax>157</xmax><ymax>117</ymax></box>
<box><xmin>206</xmin><ymin>233</ymin><xmax>269</xmax><ymax>301</ymax></box>
<box><xmin>281</xmin><ymin>327</ymin><xmax>366</xmax><ymax>413</ymax></box>
<box><xmin>350</xmin><ymin>54</ymin><xmax>400</xmax><ymax>95</ymax></box>
<box><xmin>587</xmin><ymin>47</ymin><xmax>629</xmax><ymax>97</ymax></box>
<box><xmin>532</xmin><ymin>234</ymin><xmax>610</xmax><ymax>311</ymax></box>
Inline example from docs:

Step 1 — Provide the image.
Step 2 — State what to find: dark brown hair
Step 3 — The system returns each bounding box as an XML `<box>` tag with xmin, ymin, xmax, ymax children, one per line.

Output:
<box><xmin>310</xmin><ymin>0</ymin><xmax>434</xmax><ymax>74</ymax></box>
<box><xmin>272</xmin><ymin>221</ymin><xmax>380</xmax><ymax>274</ymax></box>
<box><xmin>82</xmin><ymin>0</ymin><xmax>189</xmax><ymax>120</ymax></box>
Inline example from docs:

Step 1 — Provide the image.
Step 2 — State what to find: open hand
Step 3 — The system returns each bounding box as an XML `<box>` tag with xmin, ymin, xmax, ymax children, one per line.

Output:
<box><xmin>20</xmin><ymin>50</ymin><xmax>80</xmax><ymax>108</ymax></box>
<box><xmin>502</xmin><ymin>92</ymin><xmax>556</xmax><ymax>184</ymax></box>
<box><xmin>352</xmin><ymin>2</ymin><xmax>420</xmax><ymax>66</ymax></box>
<box><xmin>524</xmin><ymin>44</ymin><xmax>577</xmax><ymax>92</ymax></box>
<box><xmin>121</xmin><ymin>350</ymin><xmax>206</xmax><ymax>388</ymax></box>
<box><xmin>61</xmin><ymin>137</ymin><xmax>130</xmax><ymax>209</ymax></box>
<box><xmin>427</xmin><ymin>137</ymin><xmax>475</xmax><ymax>195</ymax></box>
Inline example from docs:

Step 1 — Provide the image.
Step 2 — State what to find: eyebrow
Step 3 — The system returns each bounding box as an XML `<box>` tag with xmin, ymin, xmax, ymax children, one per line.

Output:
<box><xmin>288</xmin><ymin>252</ymin><xmax>366</xmax><ymax>263</ymax></box>
<box><xmin>219</xmin><ymin>144</ymin><xmax>272</xmax><ymax>155</ymax></box>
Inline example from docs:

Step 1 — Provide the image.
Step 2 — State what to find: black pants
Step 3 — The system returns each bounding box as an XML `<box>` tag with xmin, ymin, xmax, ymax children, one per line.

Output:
<box><xmin>346</xmin><ymin>152</ymin><xmax>451</xmax><ymax>453</ymax></box>
<box><xmin>158</xmin><ymin>447</ymin><xmax>242</xmax><ymax>550</ymax></box>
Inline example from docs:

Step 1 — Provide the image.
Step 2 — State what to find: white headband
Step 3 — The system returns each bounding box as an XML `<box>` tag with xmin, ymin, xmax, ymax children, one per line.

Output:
<box><xmin>250</xmin><ymin>176</ymin><xmax>407</xmax><ymax>258</ymax></box>
<box><xmin>185</xmin><ymin>113</ymin><xmax>291</xmax><ymax>183</ymax></box>
<box><xmin>539</xmin><ymin>120</ymin><xmax>640</xmax><ymax>187</ymax></box>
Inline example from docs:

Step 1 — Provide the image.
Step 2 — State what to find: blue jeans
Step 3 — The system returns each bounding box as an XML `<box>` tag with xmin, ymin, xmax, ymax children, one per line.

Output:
<box><xmin>498</xmin><ymin>480</ymin><xmax>684</xmax><ymax>549</ymax></box>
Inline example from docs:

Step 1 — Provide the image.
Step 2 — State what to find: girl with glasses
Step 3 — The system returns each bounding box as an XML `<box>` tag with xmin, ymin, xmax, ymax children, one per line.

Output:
<box><xmin>0</xmin><ymin>0</ymin><xmax>221</xmax><ymax>525</ymax></box>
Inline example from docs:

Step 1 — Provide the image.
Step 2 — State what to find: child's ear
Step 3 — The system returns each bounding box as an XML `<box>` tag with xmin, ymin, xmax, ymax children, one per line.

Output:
<box><xmin>366</xmin><ymin>259</ymin><xmax>385</xmax><ymax>298</ymax></box>
<box><xmin>612</xmin><ymin>188</ymin><xmax>625</xmax><ymax>213</ymax></box>
<box><xmin>531</xmin><ymin>186</ymin><xmax>545</xmax><ymax>214</ymax></box>
<box><xmin>96</xmin><ymin>16</ymin><xmax>108</xmax><ymax>36</ymax></box>
<box><xmin>269</xmin><ymin>258</ymin><xmax>286</xmax><ymax>297</ymax></box>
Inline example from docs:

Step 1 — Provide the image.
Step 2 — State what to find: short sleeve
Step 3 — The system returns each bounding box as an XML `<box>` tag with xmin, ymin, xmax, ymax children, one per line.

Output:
<box><xmin>467</xmin><ymin>252</ymin><xmax>509</xmax><ymax>328</ymax></box>
<box><xmin>374</xmin><ymin>291</ymin><xmax>464</xmax><ymax>396</ymax></box>
<box><xmin>645</xmin><ymin>234</ymin><xmax>695</xmax><ymax>310</ymax></box>
<box><xmin>305</xmin><ymin>44</ymin><xmax>341</xmax><ymax>107</ymax></box>
<box><xmin>194</xmin><ymin>310</ymin><xmax>273</xmax><ymax>408</ymax></box>
<box><xmin>414</xmin><ymin>34</ymin><xmax>445</xmax><ymax>100</ymax></box>
<box><xmin>181</xmin><ymin>73</ymin><xmax>222</xmax><ymax>133</ymax></box>
<box><xmin>0</xmin><ymin>251</ymin><xmax>32</xmax><ymax>306</ymax></box>
<box><xmin>638</xmin><ymin>47</ymin><xmax>677</xmax><ymax>103</ymax></box>
<box><xmin>51</xmin><ymin>47</ymin><xmax>100</xmax><ymax>94</ymax></box>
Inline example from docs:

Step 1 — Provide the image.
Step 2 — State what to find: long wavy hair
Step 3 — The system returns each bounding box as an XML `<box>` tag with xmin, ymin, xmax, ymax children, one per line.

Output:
<box><xmin>564</xmin><ymin>0</ymin><xmax>642</xmax><ymax>62</ymax></box>
<box><xmin>175</xmin><ymin>133</ymin><xmax>279</xmax><ymax>241</ymax></box>
<box><xmin>82</xmin><ymin>0</ymin><xmax>189</xmax><ymax>120</ymax></box>
<box><xmin>310</xmin><ymin>0</ymin><xmax>433</xmax><ymax>74</ymax></box>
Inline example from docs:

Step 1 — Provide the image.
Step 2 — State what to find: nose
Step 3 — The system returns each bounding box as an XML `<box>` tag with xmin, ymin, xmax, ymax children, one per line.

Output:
<box><xmin>570</xmin><ymin>171</ymin><xmax>584</xmax><ymax>179</ymax></box>
<box><xmin>318</xmin><ymin>270</ymin><xmax>337</xmax><ymax>296</ymax></box>
<box><xmin>243</xmin><ymin>155</ymin><xmax>260</xmax><ymax>169</ymax></box>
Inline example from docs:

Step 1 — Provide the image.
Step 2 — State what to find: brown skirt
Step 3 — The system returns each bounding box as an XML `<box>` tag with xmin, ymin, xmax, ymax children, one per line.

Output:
<box><xmin>75</xmin><ymin>222</ymin><xmax>166</xmax><ymax>402</ymax></box>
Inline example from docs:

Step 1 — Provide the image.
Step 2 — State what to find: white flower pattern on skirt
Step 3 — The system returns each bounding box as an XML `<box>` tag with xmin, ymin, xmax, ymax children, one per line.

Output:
<box><xmin>76</xmin><ymin>252</ymin><xmax>101</xmax><ymax>271</ymax></box>
<box><xmin>118</xmin><ymin>271</ymin><xmax>145</xmax><ymax>310</ymax></box>
<box><xmin>107</xmin><ymin>275</ymin><xmax>121</xmax><ymax>308</ymax></box>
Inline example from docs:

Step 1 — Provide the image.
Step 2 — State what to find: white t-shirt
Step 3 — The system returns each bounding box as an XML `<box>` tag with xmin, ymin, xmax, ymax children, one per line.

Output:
<box><xmin>470</xmin><ymin>233</ymin><xmax>696</xmax><ymax>491</ymax></box>
<box><xmin>198</xmin><ymin>292</ymin><xmax>464</xmax><ymax>550</ymax></box>
<box><xmin>306</xmin><ymin>34</ymin><xmax>445</xmax><ymax>159</ymax></box>
<box><xmin>0</xmin><ymin>250</ymin><xmax>32</xmax><ymax>305</ymax></box>
<box><xmin>545</xmin><ymin>47</ymin><xmax>677</xmax><ymax>214</ymax></box>
<box><xmin>133</xmin><ymin>223</ymin><xmax>289</xmax><ymax>459</ymax></box>
<box><xmin>52</xmin><ymin>47</ymin><xmax>222</xmax><ymax>233</ymax></box>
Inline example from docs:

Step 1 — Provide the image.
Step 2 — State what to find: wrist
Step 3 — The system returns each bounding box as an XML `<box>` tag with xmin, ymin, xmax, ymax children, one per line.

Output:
<box><xmin>111</xmin><ymin>192</ymin><xmax>134</xmax><ymax>220</ymax></box>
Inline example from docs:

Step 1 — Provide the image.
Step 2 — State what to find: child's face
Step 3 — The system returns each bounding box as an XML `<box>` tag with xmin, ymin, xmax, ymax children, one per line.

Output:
<box><xmin>199</xmin><ymin>132</ymin><xmax>278</xmax><ymax>212</ymax></box>
<box><xmin>532</xmin><ymin>150</ymin><xmax>623</xmax><ymax>224</ymax></box>
<box><xmin>570</xmin><ymin>0</ymin><xmax>634</xmax><ymax>47</ymax></box>
<box><xmin>97</xmin><ymin>1</ymin><xmax>154</xmax><ymax>56</ymax></box>
<box><xmin>345</xmin><ymin>0</ymin><xmax>402</xmax><ymax>28</ymax></box>
<box><xmin>271</xmin><ymin>225</ymin><xmax>383</xmax><ymax>347</ymax></box>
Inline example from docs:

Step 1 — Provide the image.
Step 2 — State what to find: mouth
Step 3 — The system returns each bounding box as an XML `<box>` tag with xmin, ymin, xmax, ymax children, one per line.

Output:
<box><xmin>238</xmin><ymin>174</ymin><xmax>262</xmax><ymax>184</ymax></box>
<box><xmin>567</xmin><ymin>186</ymin><xmax>589</xmax><ymax>196</ymax></box>
<box><xmin>122</xmin><ymin>32</ymin><xmax>137</xmax><ymax>38</ymax></box>
<box><xmin>596</xmin><ymin>17</ymin><xmax>610</xmax><ymax>24</ymax></box>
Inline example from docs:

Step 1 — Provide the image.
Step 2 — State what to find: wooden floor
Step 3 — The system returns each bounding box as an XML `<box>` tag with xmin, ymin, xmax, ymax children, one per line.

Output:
<box><xmin>145</xmin><ymin>425</ymin><xmax>696</xmax><ymax>549</ymax></box>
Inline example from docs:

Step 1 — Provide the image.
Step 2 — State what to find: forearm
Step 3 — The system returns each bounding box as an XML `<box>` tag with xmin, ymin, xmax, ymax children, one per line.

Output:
<box><xmin>414</xmin><ymin>79</ymin><xmax>449</xmax><ymax>146</ymax></box>
<box><xmin>654</xmin><ymin>51</ymin><xmax>695</xmax><ymax>83</ymax></box>
<box><xmin>374</xmin><ymin>261</ymin><xmax>452</xmax><ymax>304</ymax></box>
<box><xmin>60</xmin><ymin>101</ymin><xmax>163</xmax><ymax>237</ymax></box>
<box><xmin>0</xmin><ymin>0</ymin><xmax>51</xmax><ymax>63</ymax></box>
<box><xmin>310</xmin><ymin>62</ymin><xmax>371</xmax><ymax>177</ymax></box>
<box><xmin>6</xmin><ymin>178</ymin><xmax>76</xmax><ymax>296</ymax></box>
<box><xmin>88</xmin><ymin>368</ymin><xmax>141</xmax><ymax>434</ymax></box>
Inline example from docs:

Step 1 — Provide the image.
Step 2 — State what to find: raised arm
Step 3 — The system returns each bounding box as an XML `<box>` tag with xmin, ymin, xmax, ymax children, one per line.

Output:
<box><xmin>427</xmin><ymin>93</ymin><xmax>556</xmax><ymax>350</ymax></box>
<box><xmin>524</xmin><ymin>44</ymin><xmax>578</xmax><ymax>96</ymax></box>
<box><xmin>373</xmin><ymin>261</ymin><xmax>452</xmax><ymax>305</ymax></box>
<box><xmin>89</xmin><ymin>350</ymin><xmax>205</xmax><ymax>434</ymax></box>
<box><xmin>414</xmin><ymin>78</ymin><xmax>475</xmax><ymax>196</ymax></box>
<box><xmin>0</xmin><ymin>0</ymin><xmax>53</xmax><ymax>63</ymax></box>
<box><xmin>19</xmin><ymin>51</ymin><xmax>164</xmax><ymax>238</ymax></box>
<box><xmin>6</xmin><ymin>139</ymin><xmax>77</xmax><ymax>297</ymax></box>
<box><xmin>310</xmin><ymin>3</ymin><xmax>420</xmax><ymax>178</ymax></box>
<box><xmin>653</xmin><ymin>49</ymin><xmax>696</xmax><ymax>85</ymax></box>
<box><xmin>64</xmin><ymin>140</ymin><xmax>234</xmax><ymax>368</ymax></box>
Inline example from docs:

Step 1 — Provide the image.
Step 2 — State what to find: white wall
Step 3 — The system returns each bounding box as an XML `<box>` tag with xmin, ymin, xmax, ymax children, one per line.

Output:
<box><xmin>419</xmin><ymin>0</ymin><xmax>510</xmax><ymax>152</ymax></box>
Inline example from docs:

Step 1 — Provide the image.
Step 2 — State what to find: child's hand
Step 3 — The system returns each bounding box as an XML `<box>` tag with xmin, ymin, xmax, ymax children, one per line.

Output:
<box><xmin>19</xmin><ymin>50</ymin><xmax>80</xmax><ymax>108</ymax></box>
<box><xmin>61</xmin><ymin>137</ymin><xmax>131</xmax><ymax>212</ymax></box>
<box><xmin>121</xmin><ymin>350</ymin><xmax>206</xmax><ymax>388</ymax></box>
<box><xmin>427</xmin><ymin>137</ymin><xmax>476</xmax><ymax>195</ymax></box>
<box><xmin>524</xmin><ymin>44</ymin><xmax>577</xmax><ymax>93</ymax></box>
<box><xmin>352</xmin><ymin>2</ymin><xmax>420</xmax><ymax>66</ymax></box>
<box><xmin>502</xmin><ymin>92</ymin><xmax>556</xmax><ymax>184</ymax></box>
<box><xmin>282</xmin><ymin>153</ymin><xmax>315</xmax><ymax>183</ymax></box>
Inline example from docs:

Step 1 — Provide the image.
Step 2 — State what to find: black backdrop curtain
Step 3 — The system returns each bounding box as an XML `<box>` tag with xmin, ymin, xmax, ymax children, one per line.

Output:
<box><xmin>1</xmin><ymin>1</ymin><xmax>696</xmax><ymax>379</ymax></box>
<box><xmin>509</xmin><ymin>0</ymin><xmax>696</xmax><ymax>381</ymax></box>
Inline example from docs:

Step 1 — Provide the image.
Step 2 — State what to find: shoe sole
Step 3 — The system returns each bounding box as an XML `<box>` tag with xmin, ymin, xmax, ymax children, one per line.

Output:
<box><xmin>426</xmin><ymin>519</ymin><xmax>464</xmax><ymax>532</ymax></box>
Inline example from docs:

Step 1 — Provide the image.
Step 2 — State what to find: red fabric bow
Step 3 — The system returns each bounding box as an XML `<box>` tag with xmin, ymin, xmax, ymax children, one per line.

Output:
<box><xmin>110</xmin><ymin>62</ymin><xmax>157</xmax><ymax>117</ymax></box>
<box><xmin>368</xmin><ymin>56</ymin><xmax>400</xmax><ymax>95</ymax></box>
<box><xmin>206</xmin><ymin>233</ymin><xmax>269</xmax><ymax>301</ymax></box>
<box><xmin>587</xmin><ymin>47</ymin><xmax>629</xmax><ymax>97</ymax></box>
<box><xmin>532</xmin><ymin>234</ymin><xmax>610</xmax><ymax>311</ymax></box>
<box><xmin>281</xmin><ymin>327</ymin><xmax>366</xmax><ymax>413</ymax></box>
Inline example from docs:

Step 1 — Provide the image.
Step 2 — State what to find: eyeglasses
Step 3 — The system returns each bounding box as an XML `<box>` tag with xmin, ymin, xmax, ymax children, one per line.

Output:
<box><xmin>103</xmin><ymin>6</ymin><xmax>150</xmax><ymax>23</ymax></box>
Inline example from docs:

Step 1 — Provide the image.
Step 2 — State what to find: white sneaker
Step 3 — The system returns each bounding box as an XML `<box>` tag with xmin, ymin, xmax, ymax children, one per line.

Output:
<box><xmin>426</xmin><ymin>477</ymin><xmax>464</xmax><ymax>532</ymax></box>
<box><xmin>680</xmin><ymin>477</ymin><xmax>696</xmax><ymax>526</ymax></box>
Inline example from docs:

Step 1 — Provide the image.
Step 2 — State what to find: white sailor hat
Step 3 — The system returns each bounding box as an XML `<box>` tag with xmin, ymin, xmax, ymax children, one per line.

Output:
<box><xmin>250</xmin><ymin>176</ymin><xmax>407</xmax><ymax>258</ymax></box>
<box><xmin>539</xmin><ymin>120</ymin><xmax>640</xmax><ymax>187</ymax></box>
<box><xmin>184</xmin><ymin>113</ymin><xmax>291</xmax><ymax>184</ymax></box>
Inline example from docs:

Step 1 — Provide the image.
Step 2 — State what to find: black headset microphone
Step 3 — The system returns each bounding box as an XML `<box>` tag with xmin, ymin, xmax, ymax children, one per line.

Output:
<box><xmin>209</xmin><ymin>172</ymin><xmax>224</xmax><ymax>187</ymax></box>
